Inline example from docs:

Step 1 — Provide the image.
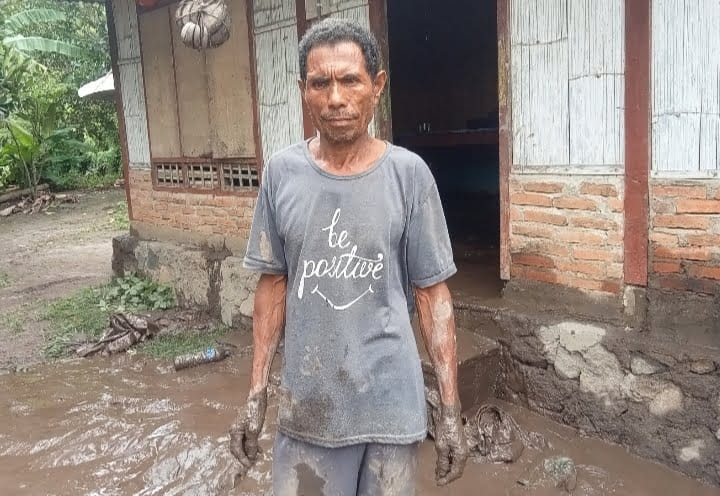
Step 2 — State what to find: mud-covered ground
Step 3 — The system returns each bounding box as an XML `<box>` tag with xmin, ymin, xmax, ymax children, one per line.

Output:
<box><xmin>0</xmin><ymin>189</ymin><xmax>126</xmax><ymax>369</ymax></box>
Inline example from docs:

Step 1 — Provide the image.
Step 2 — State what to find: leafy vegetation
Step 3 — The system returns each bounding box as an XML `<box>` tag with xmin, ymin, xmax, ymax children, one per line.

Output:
<box><xmin>42</xmin><ymin>275</ymin><xmax>176</xmax><ymax>358</ymax></box>
<box><xmin>138</xmin><ymin>327</ymin><xmax>231</xmax><ymax>360</ymax></box>
<box><xmin>0</xmin><ymin>271</ymin><xmax>9</xmax><ymax>288</ymax></box>
<box><xmin>110</xmin><ymin>200</ymin><xmax>129</xmax><ymax>230</ymax></box>
<box><xmin>0</xmin><ymin>309</ymin><xmax>24</xmax><ymax>334</ymax></box>
<box><xmin>0</xmin><ymin>1</ymin><xmax>119</xmax><ymax>194</ymax></box>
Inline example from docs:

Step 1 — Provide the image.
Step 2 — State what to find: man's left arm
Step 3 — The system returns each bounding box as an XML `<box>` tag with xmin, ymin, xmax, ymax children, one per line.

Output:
<box><xmin>415</xmin><ymin>281</ymin><xmax>468</xmax><ymax>486</ymax></box>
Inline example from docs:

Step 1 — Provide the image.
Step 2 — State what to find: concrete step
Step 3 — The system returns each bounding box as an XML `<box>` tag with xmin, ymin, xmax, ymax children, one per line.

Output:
<box><xmin>414</xmin><ymin>314</ymin><xmax>503</xmax><ymax>414</ymax></box>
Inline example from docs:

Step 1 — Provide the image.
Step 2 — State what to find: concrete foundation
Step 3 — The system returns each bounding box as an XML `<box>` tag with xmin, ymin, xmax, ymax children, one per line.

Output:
<box><xmin>112</xmin><ymin>233</ymin><xmax>257</xmax><ymax>327</ymax></box>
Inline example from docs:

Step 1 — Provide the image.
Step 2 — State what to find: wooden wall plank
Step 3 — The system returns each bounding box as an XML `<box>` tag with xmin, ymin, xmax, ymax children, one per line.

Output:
<box><xmin>112</xmin><ymin>0</ymin><xmax>150</xmax><ymax>168</ymax></box>
<box><xmin>206</xmin><ymin>0</ymin><xmax>256</xmax><ymax>158</ymax></box>
<box><xmin>305</xmin><ymin>0</ymin><xmax>366</xmax><ymax>20</ymax></box>
<box><xmin>254</xmin><ymin>0</ymin><xmax>296</xmax><ymax>30</ymax></box>
<box><xmin>511</xmin><ymin>0</ymin><xmax>625</xmax><ymax>169</ymax></box>
<box><xmin>139</xmin><ymin>7</ymin><xmax>181</xmax><ymax>158</ymax></box>
<box><xmin>171</xmin><ymin>21</ymin><xmax>212</xmax><ymax>157</ymax></box>
<box><xmin>652</xmin><ymin>0</ymin><xmax>720</xmax><ymax>172</ymax></box>
<box><xmin>253</xmin><ymin>0</ymin><xmax>303</xmax><ymax>160</ymax></box>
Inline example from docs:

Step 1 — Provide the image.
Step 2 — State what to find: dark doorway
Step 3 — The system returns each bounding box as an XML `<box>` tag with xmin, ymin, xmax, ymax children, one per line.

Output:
<box><xmin>387</xmin><ymin>0</ymin><xmax>503</xmax><ymax>304</ymax></box>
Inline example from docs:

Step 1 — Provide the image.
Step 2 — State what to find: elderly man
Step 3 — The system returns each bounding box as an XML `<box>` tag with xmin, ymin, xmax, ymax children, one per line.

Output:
<box><xmin>230</xmin><ymin>17</ymin><xmax>467</xmax><ymax>496</ymax></box>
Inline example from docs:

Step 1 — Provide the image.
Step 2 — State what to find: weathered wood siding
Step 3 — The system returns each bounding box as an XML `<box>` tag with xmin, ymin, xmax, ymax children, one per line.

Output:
<box><xmin>139</xmin><ymin>8</ymin><xmax>181</xmax><ymax>158</ymax></box>
<box><xmin>206</xmin><ymin>0</ymin><xmax>257</xmax><ymax>157</ymax></box>
<box><xmin>138</xmin><ymin>0</ymin><xmax>256</xmax><ymax>159</ymax></box>
<box><xmin>511</xmin><ymin>0</ymin><xmax>625</xmax><ymax>171</ymax></box>
<box><xmin>111</xmin><ymin>0</ymin><xmax>151</xmax><ymax>168</ymax></box>
<box><xmin>652</xmin><ymin>0</ymin><xmax>720</xmax><ymax>174</ymax></box>
<box><xmin>252</xmin><ymin>0</ymin><xmax>303</xmax><ymax>160</ymax></box>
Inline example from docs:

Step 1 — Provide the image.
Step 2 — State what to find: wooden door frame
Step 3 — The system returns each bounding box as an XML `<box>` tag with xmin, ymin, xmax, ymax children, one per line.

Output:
<box><xmin>498</xmin><ymin>0</ymin><xmax>511</xmax><ymax>281</ymax></box>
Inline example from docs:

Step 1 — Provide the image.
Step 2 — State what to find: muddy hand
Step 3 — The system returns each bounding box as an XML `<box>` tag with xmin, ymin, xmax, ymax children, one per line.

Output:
<box><xmin>434</xmin><ymin>404</ymin><xmax>468</xmax><ymax>486</ymax></box>
<box><xmin>229</xmin><ymin>389</ymin><xmax>267</xmax><ymax>476</ymax></box>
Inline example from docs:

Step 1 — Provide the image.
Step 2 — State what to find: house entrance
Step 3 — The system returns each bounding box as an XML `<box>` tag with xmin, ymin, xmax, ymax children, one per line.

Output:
<box><xmin>387</xmin><ymin>0</ymin><xmax>503</xmax><ymax>303</ymax></box>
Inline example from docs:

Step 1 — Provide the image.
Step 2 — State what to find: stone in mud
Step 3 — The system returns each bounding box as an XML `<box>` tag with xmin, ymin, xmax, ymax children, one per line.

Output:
<box><xmin>517</xmin><ymin>456</ymin><xmax>577</xmax><ymax>492</ymax></box>
<box><xmin>649</xmin><ymin>385</ymin><xmax>683</xmax><ymax>416</ymax></box>
<box><xmin>631</xmin><ymin>355</ymin><xmax>664</xmax><ymax>375</ymax></box>
<box><xmin>690</xmin><ymin>360</ymin><xmax>716</xmax><ymax>375</ymax></box>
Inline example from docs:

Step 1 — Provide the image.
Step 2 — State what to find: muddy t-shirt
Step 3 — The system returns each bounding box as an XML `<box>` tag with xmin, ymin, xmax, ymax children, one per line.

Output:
<box><xmin>243</xmin><ymin>140</ymin><xmax>456</xmax><ymax>447</ymax></box>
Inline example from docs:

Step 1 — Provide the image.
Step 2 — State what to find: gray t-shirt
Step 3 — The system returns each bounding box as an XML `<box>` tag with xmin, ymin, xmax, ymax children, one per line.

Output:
<box><xmin>244</xmin><ymin>140</ymin><xmax>456</xmax><ymax>447</ymax></box>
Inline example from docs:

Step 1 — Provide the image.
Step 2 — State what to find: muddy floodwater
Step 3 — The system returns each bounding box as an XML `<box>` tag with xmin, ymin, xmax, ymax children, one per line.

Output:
<box><xmin>1</xmin><ymin>332</ymin><xmax>718</xmax><ymax>496</ymax></box>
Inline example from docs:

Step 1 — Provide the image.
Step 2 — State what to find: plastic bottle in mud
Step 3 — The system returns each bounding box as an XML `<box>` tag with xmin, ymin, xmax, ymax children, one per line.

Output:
<box><xmin>173</xmin><ymin>347</ymin><xmax>231</xmax><ymax>371</ymax></box>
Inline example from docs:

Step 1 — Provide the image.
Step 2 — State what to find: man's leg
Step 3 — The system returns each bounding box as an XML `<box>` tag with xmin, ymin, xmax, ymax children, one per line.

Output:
<box><xmin>356</xmin><ymin>443</ymin><xmax>419</xmax><ymax>496</ymax></box>
<box><xmin>272</xmin><ymin>432</ymin><xmax>366</xmax><ymax>496</ymax></box>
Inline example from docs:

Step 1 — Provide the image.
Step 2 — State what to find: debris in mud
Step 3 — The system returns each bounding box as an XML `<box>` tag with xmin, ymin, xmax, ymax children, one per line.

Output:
<box><xmin>0</xmin><ymin>192</ymin><xmax>79</xmax><ymax>217</ymax></box>
<box><xmin>426</xmin><ymin>385</ymin><xmax>547</xmax><ymax>464</ymax></box>
<box><xmin>173</xmin><ymin>347</ymin><xmax>231</xmax><ymax>370</ymax></box>
<box><xmin>517</xmin><ymin>456</ymin><xmax>578</xmax><ymax>492</ymax></box>
<box><xmin>76</xmin><ymin>312</ymin><xmax>157</xmax><ymax>357</ymax></box>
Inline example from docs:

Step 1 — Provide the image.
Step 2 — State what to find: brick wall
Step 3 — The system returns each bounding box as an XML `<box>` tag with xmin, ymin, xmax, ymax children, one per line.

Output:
<box><xmin>649</xmin><ymin>179</ymin><xmax>720</xmax><ymax>294</ymax></box>
<box><xmin>509</xmin><ymin>174</ymin><xmax>625</xmax><ymax>294</ymax></box>
<box><xmin>128</xmin><ymin>169</ymin><xmax>257</xmax><ymax>238</ymax></box>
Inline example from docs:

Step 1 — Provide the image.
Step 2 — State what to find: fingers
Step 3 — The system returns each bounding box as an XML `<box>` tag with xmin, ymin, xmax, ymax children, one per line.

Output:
<box><xmin>437</xmin><ymin>448</ymin><xmax>468</xmax><ymax>486</ymax></box>
<box><xmin>229</xmin><ymin>424</ymin><xmax>253</xmax><ymax>470</ymax></box>
<box><xmin>435</xmin><ymin>445</ymin><xmax>450</xmax><ymax>482</ymax></box>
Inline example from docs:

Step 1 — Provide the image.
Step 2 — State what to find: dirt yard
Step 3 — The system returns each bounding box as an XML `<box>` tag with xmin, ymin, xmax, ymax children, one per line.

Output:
<box><xmin>0</xmin><ymin>188</ymin><xmax>126</xmax><ymax>370</ymax></box>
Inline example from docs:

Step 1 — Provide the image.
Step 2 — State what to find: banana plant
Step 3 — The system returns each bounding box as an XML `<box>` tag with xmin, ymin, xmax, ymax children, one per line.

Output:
<box><xmin>2</xmin><ymin>8</ymin><xmax>88</xmax><ymax>60</ymax></box>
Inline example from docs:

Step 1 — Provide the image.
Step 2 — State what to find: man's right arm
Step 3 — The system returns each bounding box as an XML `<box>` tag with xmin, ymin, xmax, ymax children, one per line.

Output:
<box><xmin>230</xmin><ymin>272</ymin><xmax>287</xmax><ymax>473</ymax></box>
<box><xmin>249</xmin><ymin>273</ymin><xmax>287</xmax><ymax>395</ymax></box>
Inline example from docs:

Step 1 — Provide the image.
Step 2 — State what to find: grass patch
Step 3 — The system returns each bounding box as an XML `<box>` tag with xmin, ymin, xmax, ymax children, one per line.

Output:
<box><xmin>42</xmin><ymin>275</ymin><xmax>176</xmax><ymax>359</ymax></box>
<box><xmin>138</xmin><ymin>326</ymin><xmax>231</xmax><ymax>360</ymax></box>
<box><xmin>0</xmin><ymin>272</ymin><xmax>9</xmax><ymax>288</ymax></box>
<box><xmin>110</xmin><ymin>201</ymin><xmax>129</xmax><ymax>230</ymax></box>
<box><xmin>0</xmin><ymin>310</ymin><xmax>25</xmax><ymax>334</ymax></box>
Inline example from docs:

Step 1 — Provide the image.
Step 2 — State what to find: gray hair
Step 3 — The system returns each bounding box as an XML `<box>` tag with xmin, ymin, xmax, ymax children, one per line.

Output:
<box><xmin>298</xmin><ymin>18</ymin><xmax>381</xmax><ymax>81</ymax></box>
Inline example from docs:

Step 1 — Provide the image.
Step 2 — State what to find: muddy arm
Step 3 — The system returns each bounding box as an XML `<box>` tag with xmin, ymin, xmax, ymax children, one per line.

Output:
<box><xmin>415</xmin><ymin>281</ymin><xmax>459</xmax><ymax>407</ymax></box>
<box><xmin>249</xmin><ymin>273</ymin><xmax>287</xmax><ymax>396</ymax></box>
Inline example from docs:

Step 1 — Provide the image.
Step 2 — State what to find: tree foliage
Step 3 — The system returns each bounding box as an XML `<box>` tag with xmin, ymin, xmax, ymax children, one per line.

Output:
<box><xmin>0</xmin><ymin>0</ymin><xmax>119</xmax><ymax>193</ymax></box>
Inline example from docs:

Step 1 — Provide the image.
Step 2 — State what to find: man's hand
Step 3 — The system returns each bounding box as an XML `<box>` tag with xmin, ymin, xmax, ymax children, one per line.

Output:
<box><xmin>434</xmin><ymin>403</ymin><xmax>468</xmax><ymax>486</ymax></box>
<box><xmin>229</xmin><ymin>389</ymin><xmax>268</xmax><ymax>476</ymax></box>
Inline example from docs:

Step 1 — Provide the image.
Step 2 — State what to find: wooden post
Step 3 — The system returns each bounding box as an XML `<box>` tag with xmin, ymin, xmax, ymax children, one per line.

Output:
<box><xmin>624</xmin><ymin>0</ymin><xmax>651</xmax><ymax>286</ymax></box>
<box><xmin>497</xmin><ymin>0</ymin><xmax>512</xmax><ymax>281</ymax></box>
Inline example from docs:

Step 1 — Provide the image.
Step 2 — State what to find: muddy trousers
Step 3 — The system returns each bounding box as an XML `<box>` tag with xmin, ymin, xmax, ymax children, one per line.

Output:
<box><xmin>272</xmin><ymin>432</ymin><xmax>419</xmax><ymax>496</ymax></box>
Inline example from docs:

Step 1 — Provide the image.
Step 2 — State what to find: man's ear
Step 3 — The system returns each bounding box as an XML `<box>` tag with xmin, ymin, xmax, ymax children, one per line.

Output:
<box><xmin>373</xmin><ymin>70</ymin><xmax>388</xmax><ymax>103</ymax></box>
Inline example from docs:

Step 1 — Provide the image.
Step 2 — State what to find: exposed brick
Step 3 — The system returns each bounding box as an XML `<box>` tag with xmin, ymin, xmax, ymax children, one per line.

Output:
<box><xmin>654</xmin><ymin>215</ymin><xmax>710</xmax><ymax>230</ymax></box>
<box><xmin>555</xmin><ymin>260</ymin><xmax>606</xmax><ymax>278</ymax></box>
<box><xmin>653</xmin><ymin>185</ymin><xmax>707</xmax><ymax>199</ymax></box>
<box><xmin>523</xmin><ymin>210</ymin><xmax>567</xmax><ymax>226</ymax></box>
<box><xmin>511</xmin><ymin>265</ymin><xmax>559</xmax><ymax>285</ymax></box>
<box><xmin>512</xmin><ymin>193</ymin><xmax>554</xmax><ymax>207</ymax></box>
<box><xmin>607</xmin><ymin>231</ymin><xmax>623</xmax><ymax>245</ymax></box>
<box><xmin>580</xmin><ymin>183</ymin><xmax>618</xmax><ymax>197</ymax></box>
<box><xmin>653</xmin><ymin>261</ymin><xmax>682</xmax><ymax>274</ymax></box>
<box><xmin>657</xmin><ymin>275</ymin><xmax>688</xmax><ymax>292</ymax></box>
<box><xmin>606</xmin><ymin>263</ymin><xmax>624</xmax><ymax>279</ymax></box>
<box><xmin>687</xmin><ymin>264</ymin><xmax>720</xmax><ymax>281</ymax></box>
<box><xmin>523</xmin><ymin>182</ymin><xmax>564</xmax><ymax>194</ymax></box>
<box><xmin>512</xmin><ymin>240</ymin><xmax>572</xmax><ymax>259</ymax></box>
<box><xmin>600</xmin><ymin>279</ymin><xmax>623</xmax><ymax>294</ymax></box>
<box><xmin>510</xmin><ymin>207</ymin><xmax>524</xmax><ymax>222</ymax></box>
<box><xmin>556</xmin><ymin>229</ymin><xmax>606</xmax><ymax>246</ymax></box>
<box><xmin>568</xmin><ymin>216</ymin><xmax>617</xmax><ymax>231</ymax></box>
<box><xmin>649</xmin><ymin>232</ymin><xmax>678</xmax><ymax>246</ymax></box>
<box><xmin>607</xmin><ymin>198</ymin><xmax>624</xmax><ymax>212</ymax></box>
<box><xmin>651</xmin><ymin>199</ymin><xmax>676</xmax><ymax>214</ymax></box>
<box><xmin>676</xmin><ymin>199</ymin><xmax>720</xmax><ymax>214</ymax></box>
<box><xmin>512</xmin><ymin>223</ymin><xmax>554</xmax><ymax>239</ymax></box>
<box><xmin>654</xmin><ymin>246</ymin><xmax>711</xmax><ymax>261</ymax></box>
<box><xmin>687</xmin><ymin>234</ymin><xmax>720</xmax><ymax>246</ymax></box>
<box><xmin>573</xmin><ymin>247</ymin><xmax>618</xmax><ymax>262</ymax></box>
<box><xmin>511</xmin><ymin>253</ymin><xmax>556</xmax><ymax>268</ymax></box>
<box><xmin>553</xmin><ymin>196</ymin><xmax>597</xmax><ymax>211</ymax></box>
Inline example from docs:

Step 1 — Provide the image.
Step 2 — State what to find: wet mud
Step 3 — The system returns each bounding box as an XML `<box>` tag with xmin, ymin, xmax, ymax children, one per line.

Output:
<box><xmin>1</xmin><ymin>330</ymin><xmax>719</xmax><ymax>495</ymax></box>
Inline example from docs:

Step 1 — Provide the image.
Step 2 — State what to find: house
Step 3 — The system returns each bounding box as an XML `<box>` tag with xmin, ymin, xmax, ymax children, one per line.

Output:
<box><xmin>108</xmin><ymin>0</ymin><xmax>720</xmax><ymax>484</ymax></box>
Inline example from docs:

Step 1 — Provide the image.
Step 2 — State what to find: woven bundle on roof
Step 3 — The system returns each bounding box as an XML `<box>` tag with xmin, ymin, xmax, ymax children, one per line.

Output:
<box><xmin>175</xmin><ymin>0</ymin><xmax>231</xmax><ymax>50</ymax></box>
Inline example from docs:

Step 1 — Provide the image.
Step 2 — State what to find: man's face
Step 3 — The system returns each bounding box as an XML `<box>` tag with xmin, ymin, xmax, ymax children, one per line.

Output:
<box><xmin>300</xmin><ymin>41</ymin><xmax>386</xmax><ymax>145</ymax></box>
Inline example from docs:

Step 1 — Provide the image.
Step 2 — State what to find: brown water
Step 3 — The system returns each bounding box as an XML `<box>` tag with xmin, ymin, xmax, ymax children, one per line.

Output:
<box><xmin>1</xmin><ymin>332</ymin><xmax>718</xmax><ymax>496</ymax></box>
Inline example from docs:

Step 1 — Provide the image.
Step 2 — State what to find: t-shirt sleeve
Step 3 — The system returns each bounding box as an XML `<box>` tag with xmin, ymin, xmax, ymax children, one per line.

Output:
<box><xmin>243</xmin><ymin>167</ymin><xmax>287</xmax><ymax>274</ymax></box>
<box><xmin>407</xmin><ymin>179</ymin><xmax>457</xmax><ymax>288</ymax></box>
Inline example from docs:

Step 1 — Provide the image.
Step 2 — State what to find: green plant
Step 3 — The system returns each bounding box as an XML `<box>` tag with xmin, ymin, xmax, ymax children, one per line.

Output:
<box><xmin>0</xmin><ymin>310</ymin><xmax>24</xmax><ymax>334</ymax></box>
<box><xmin>101</xmin><ymin>274</ymin><xmax>176</xmax><ymax>312</ymax></box>
<box><xmin>138</xmin><ymin>327</ymin><xmax>231</xmax><ymax>360</ymax></box>
<box><xmin>111</xmin><ymin>201</ymin><xmax>129</xmax><ymax>230</ymax></box>
<box><xmin>0</xmin><ymin>271</ymin><xmax>9</xmax><ymax>288</ymax></box>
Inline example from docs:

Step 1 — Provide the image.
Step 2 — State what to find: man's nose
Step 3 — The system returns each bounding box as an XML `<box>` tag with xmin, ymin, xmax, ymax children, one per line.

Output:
<box><xmin>328</xmin><ymin>82</ymin><xmax>345</xmax><ymax>108</ymax></box>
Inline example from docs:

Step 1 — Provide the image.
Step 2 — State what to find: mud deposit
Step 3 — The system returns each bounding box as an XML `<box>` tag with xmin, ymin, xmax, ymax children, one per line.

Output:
<box><xmin>1</xmin><ymin>330</ymin><xmax>718</xmax><ymax>495</ymax></box>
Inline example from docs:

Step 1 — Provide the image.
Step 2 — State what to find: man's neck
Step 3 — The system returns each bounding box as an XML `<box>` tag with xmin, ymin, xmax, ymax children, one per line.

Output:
<box><xmin>311</xmin><ymin>133</ymin><xmax>384</xmax><ymax>175</ymax></box>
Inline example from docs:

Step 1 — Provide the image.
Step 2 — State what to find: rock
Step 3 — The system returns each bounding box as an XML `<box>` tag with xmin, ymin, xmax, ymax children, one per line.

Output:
<box><xmin>690</xmin><ymin>359</ymin><xmax>716</xmax><ymax>375</ymax></box>
<box><xmin>649</xmin><ymin>385</ymin><xmax>683</xmax><ymax>416</ymax></box>
<box><xmin>631</xmin><ymin>355</ymin><xmax>664</xmax><ymax>375</ymax></box>
<box><xmin>715</xmin><ymin>428</ymin><xmax>720</xmax><ymax>441</ymax></box>
<box><xmin>554</xmin><ymin>347</ymin><xmax>583</xmax><ymax>380</ymax></box>
<box><xmin>678</xmin><ymin>439</ymin><xmax>705</xmax><ymax>463</ymax></box>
